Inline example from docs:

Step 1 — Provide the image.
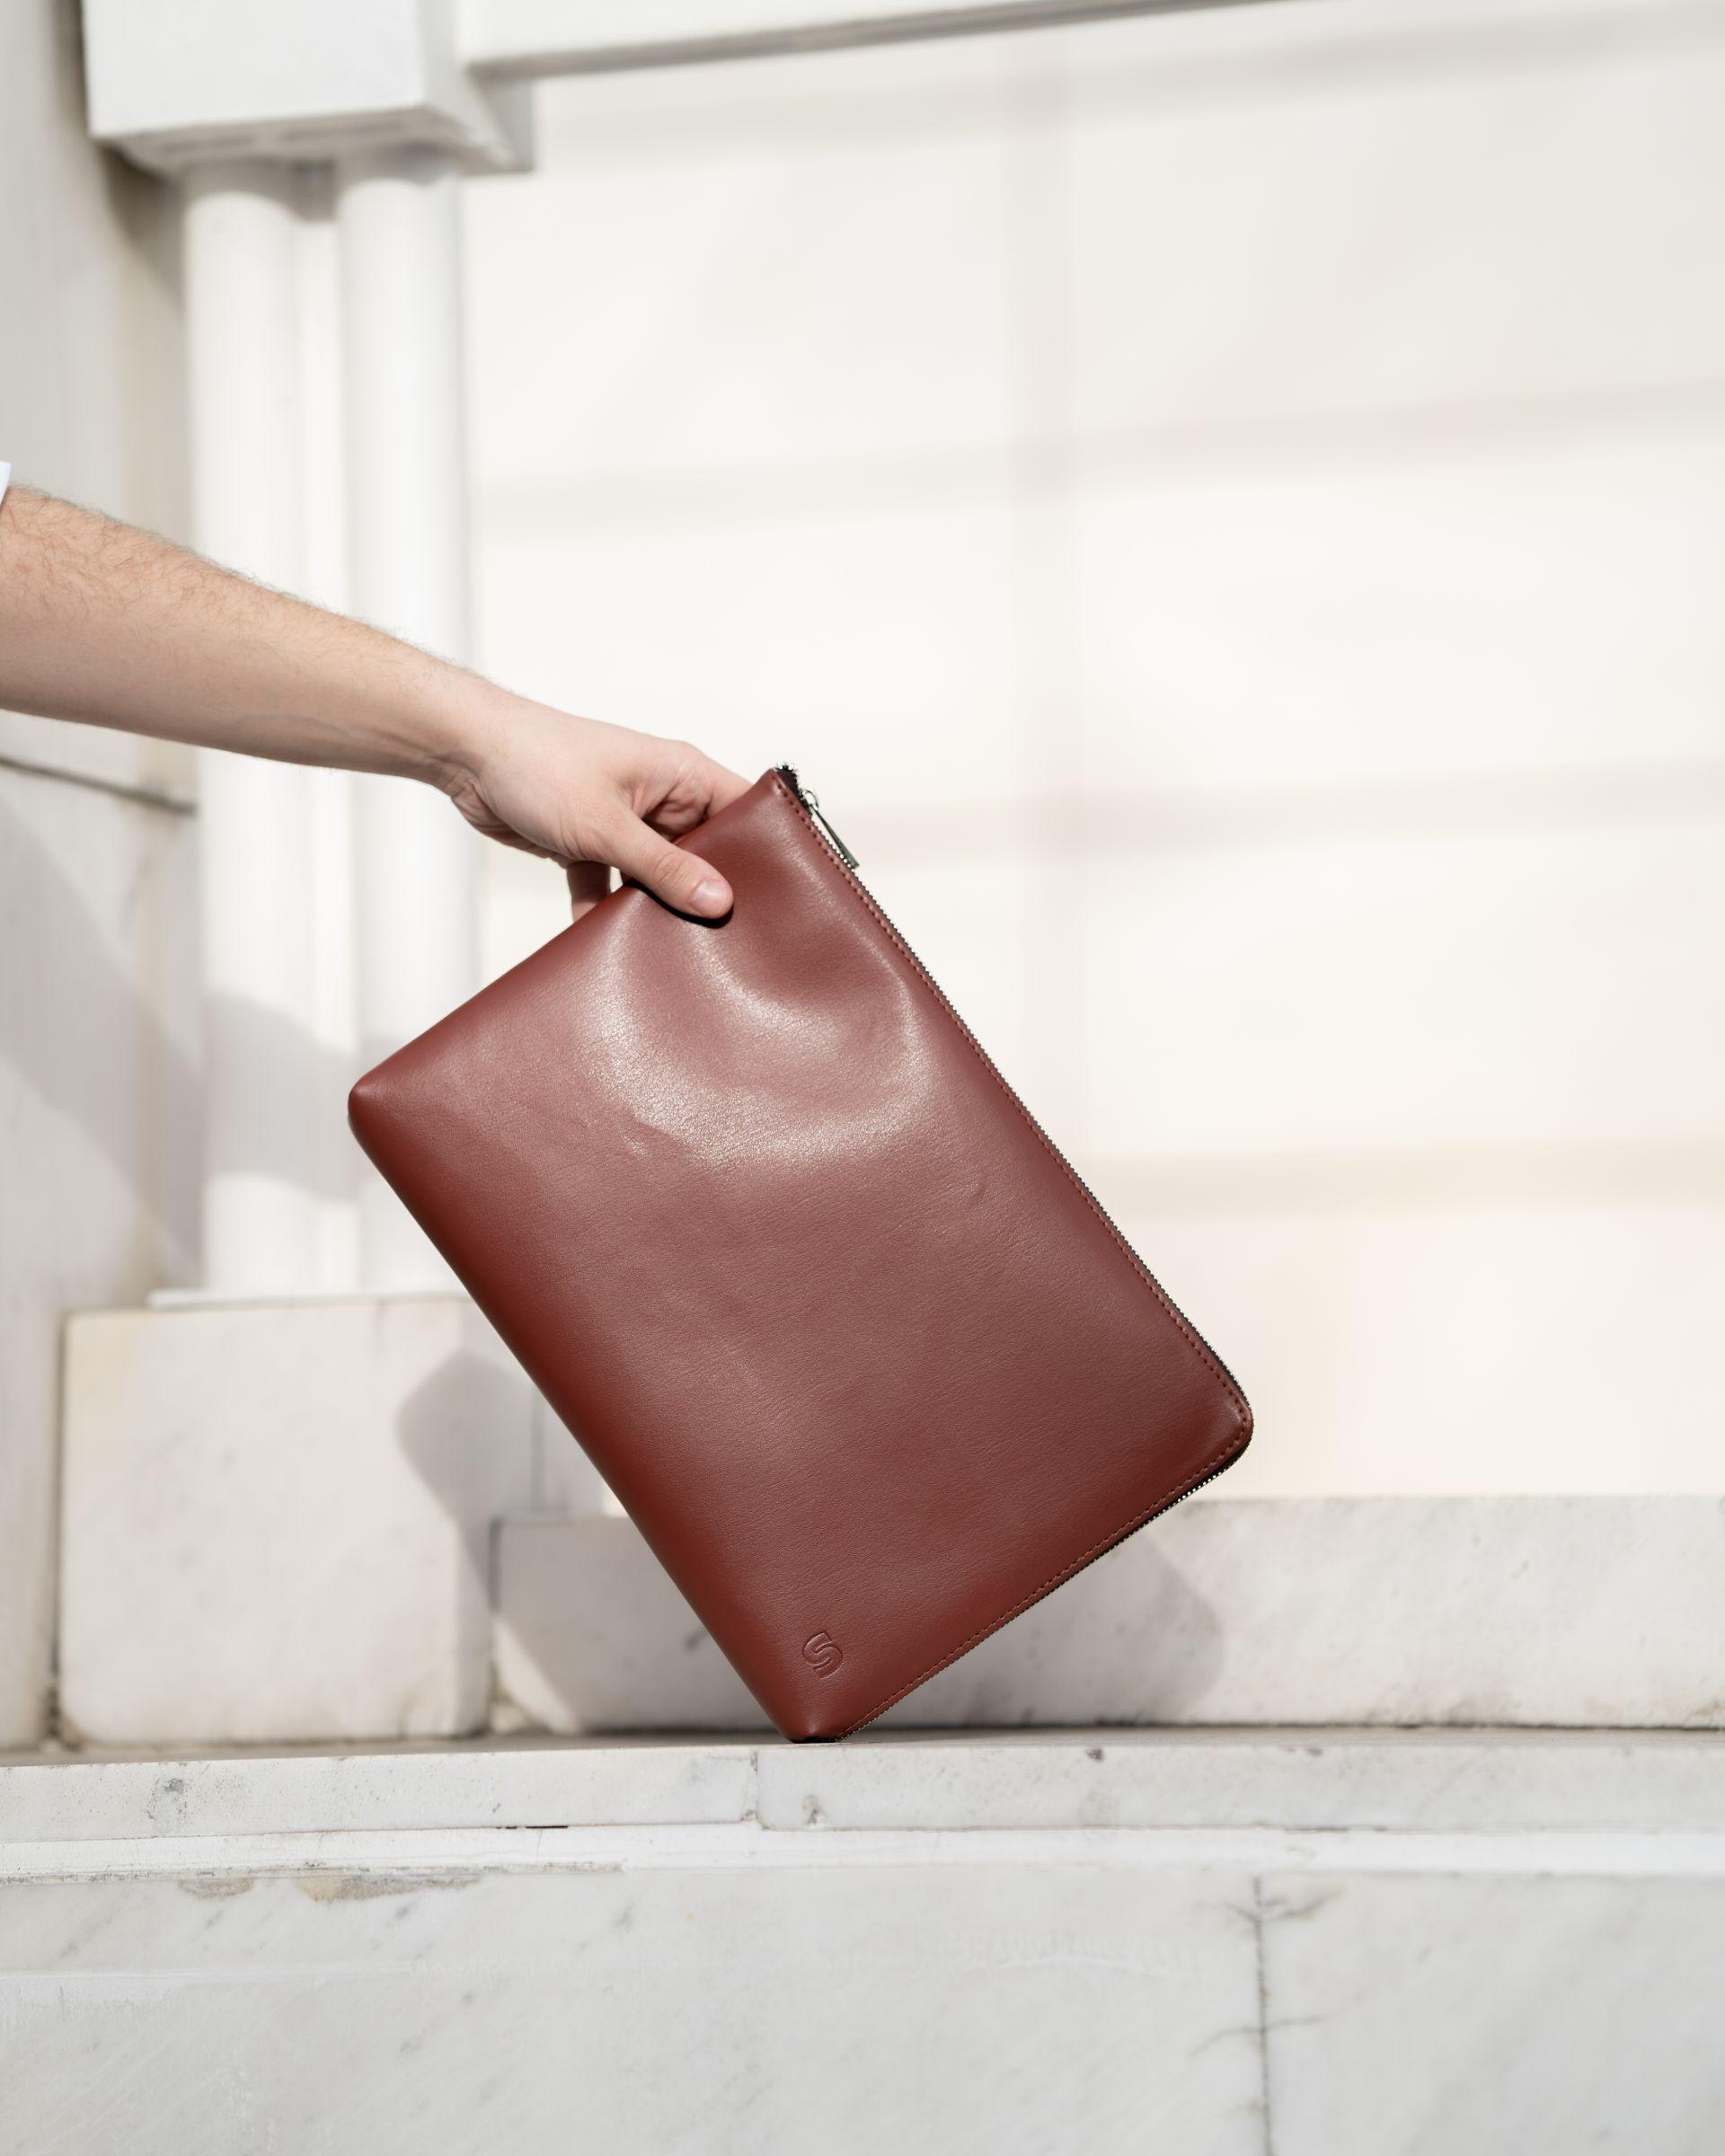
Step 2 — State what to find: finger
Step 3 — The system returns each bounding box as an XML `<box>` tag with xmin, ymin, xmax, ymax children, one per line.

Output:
<box><xmin>694</xmin><ymin>755</ymin><xmax>752</xmax><ymax>816</ymax></box>
<box><xmin>641</xmin><ymin>751</ymin><xmax>754</xmax><ymax>835</ymax></box>
<box><xmin>566</xmin><ymin>860</ymin><xmax>610</xmax><ymax>923</ymax></box>
<box><xmin>601</xmin><ymin>810</ymin><xmax>732</xmax><ymax>919</ymax></box>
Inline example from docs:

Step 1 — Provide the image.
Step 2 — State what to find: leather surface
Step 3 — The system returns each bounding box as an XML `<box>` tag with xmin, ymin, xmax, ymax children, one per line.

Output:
<box><xmin>349</xmin><ymin>772</ymin><xmax>1252</xmax><ymax>1739</ymax></box>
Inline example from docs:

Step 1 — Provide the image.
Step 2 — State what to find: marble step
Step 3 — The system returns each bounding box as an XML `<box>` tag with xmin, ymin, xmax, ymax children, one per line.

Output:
<box><xmin>5</xmin><ymin>1730</ymin><xmax>1725</xmax><ymax>2155</ymax></box>
<box><xmin>59</xmin><ymin>1296</ymin><xmax>538</xmax><ymax>1745</ymax></box>
<box><xmin>6</xmin><ymin>1727</ymin><xmax>1725</xmax><ymax>1859</ymax></box>
<box><xmin>61</xmin><ymin>1297</ymin><xmax>1725</xmax><ymax>1749</ymax></box>
<box><xmin>493</xmin><ymin>1496</ymin><xmax>1725</xmax><ymax>1734</ymax></box>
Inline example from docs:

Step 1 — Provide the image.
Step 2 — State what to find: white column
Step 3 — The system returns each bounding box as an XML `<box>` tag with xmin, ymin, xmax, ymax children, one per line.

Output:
<box><xmin>294</xmin><ymin>164</ymin><xmax>362</xmax><ymax>1294</ymax></box>
<box><xmin>337</xmin><ymin>146</ymin><xmax>481</xmax><ymax>1290</ymax></box>
<box><xmin>182</xmin><ymin>161</ymin><xmax>321</xmax><ymax>1294</ymax></box>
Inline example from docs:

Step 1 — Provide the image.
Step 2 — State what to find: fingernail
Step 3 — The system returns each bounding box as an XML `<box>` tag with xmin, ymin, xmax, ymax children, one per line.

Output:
<box><xmin>690</xmin><ymin>879</ymin><xmax>730</xmax><ymax>916</ymax></box>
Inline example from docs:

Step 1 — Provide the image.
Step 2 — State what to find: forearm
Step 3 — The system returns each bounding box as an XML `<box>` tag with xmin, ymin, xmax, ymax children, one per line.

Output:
<box><xmin>0</xmin><ymin>485</ymin><xmax>485</xmax><ymax>786</ymax></box>
<box><xmin>0</xmin><ymin>482</ymin><xmax>748</xmax><ymax>917</ymax></box>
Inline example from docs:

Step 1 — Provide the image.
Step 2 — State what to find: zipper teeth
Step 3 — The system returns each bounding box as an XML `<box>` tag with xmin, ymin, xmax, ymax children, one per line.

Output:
<box><xmin>773</xmin><ymin>766</ymin><xmax>1252</xmax><ymax>1421</ymax></box>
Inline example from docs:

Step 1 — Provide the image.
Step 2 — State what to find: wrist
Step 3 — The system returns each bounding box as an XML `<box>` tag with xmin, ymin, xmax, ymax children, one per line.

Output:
<box><xmin>413</xmin><ymin>667</ymin><xmax>514</xmax><ymax>795</ymax></box>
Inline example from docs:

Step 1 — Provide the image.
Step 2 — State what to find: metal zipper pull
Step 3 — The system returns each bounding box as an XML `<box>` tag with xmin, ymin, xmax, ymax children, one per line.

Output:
<box><xmin>801</xmin><ymin>786</ymin><xmax>861</xmax><ymax>871</ymax></box>
<box><xmin>776</xmin><ymin>764</ymin><xmax>862</xmax><ymax>870</ymax></box>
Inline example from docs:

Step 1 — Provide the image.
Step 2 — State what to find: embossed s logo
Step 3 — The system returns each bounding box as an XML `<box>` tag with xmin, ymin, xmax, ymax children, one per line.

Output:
<box><xmin>802</xmin><ymin>1630</ymin><xmax>844</xmax><ymax>1679</ymax></box>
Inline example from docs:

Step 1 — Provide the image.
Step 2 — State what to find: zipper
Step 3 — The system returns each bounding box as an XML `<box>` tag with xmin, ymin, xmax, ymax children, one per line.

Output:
<box><xmin>772</xmin><ymin>764</ymin><xmax>1252</xmax><ymax>1426</ymax></box>
<box><xmin>776</xmin><ymin>764</ymin><xmax>860</xmax><ymax>870</ymax></box>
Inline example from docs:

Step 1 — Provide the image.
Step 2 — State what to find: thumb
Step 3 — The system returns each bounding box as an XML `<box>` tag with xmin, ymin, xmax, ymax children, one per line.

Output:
<box><xmin>602</xmin><ymin>810</ymin><xmax>732</xmax><ymax>919</ymax></box>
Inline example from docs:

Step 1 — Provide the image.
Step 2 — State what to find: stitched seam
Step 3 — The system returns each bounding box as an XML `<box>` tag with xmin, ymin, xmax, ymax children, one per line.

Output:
<box><xmin>836</xmin><ymin>1416</ymin><xmax>1254</xmax><ymax>1738</ymax></box>
<box><xmin>769</xmin><ymin>773</ymin><xmax>1251</xmax><ymax>1425</ymax></box>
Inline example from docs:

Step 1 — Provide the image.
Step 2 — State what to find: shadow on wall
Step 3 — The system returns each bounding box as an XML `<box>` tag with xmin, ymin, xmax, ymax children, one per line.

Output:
<box><xmin>394</xmin><ymin>1340</ymin><xmax>536</xmax><ymax>1631</ymax></box>
<box><xmin>397</xmin><ymin>1339</ymin><xmax>538</xmax><ymax>1736</ymax></box>
<box><xmin>0</xmin><ymin>789</ymin><xmax>199</xmax><ymax>1246</ymax></box>
<box><xmin>0</xmin><ymin>794</ymin><xmax>362</xmax><ymax>1212</ymax></box>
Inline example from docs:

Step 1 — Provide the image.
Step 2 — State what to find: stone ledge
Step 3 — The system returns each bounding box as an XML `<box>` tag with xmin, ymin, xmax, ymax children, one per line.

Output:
<box><xmin>6</xmin><ymin>1727</ymin><xmax>1725</xmax><ymax>1846</ymax></box>
<box><xmin>60</xmin><ymin>1298</ymin><xmax>535</xmax><ymax>1745</ymax></box>
<box><xmin>494</xmin><ymin>1497</ymin><xmax>1725</xmax><ymax>1733</ymax></box>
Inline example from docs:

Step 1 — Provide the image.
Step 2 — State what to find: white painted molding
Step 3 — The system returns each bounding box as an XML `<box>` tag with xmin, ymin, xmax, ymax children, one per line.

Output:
<box><xmin>460</xmin><ymin>0</ymin><xmax>1266</xmax><ymax>80</ymax></box>
<box><xmin>79</xmin><ymin>0</ymin><xmax>1272</xmax><ymax>174</ymax></box>
<box><xmin>81</xmin><ymin>0</ymin><xmax>534</xmax><ymax>175</ymax></box>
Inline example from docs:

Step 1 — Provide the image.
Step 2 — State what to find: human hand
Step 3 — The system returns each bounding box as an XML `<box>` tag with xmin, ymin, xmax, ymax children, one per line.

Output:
<box><xmin>0</xmin><ymin>484</ymin><xmax>750</xmax><ymax>921</ymax></box>
<box><xmin>438</xmin><ymin>698</ymin><xmax>751</xmax><ymax>921</ymax></box>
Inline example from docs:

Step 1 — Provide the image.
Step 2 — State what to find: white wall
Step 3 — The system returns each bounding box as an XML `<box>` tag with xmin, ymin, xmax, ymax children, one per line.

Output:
<box><xmin>0</xmin><ymin>0</ymin><xmax>197</xmax><ymax>1742</ymax></box>
<box><xmin>464</xmin><ymin>0</ymin><xmax>1725</xmax><ymax>1498</ymax></box>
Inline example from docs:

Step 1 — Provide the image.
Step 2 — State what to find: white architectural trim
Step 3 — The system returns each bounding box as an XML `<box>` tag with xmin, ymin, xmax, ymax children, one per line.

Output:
<box><xmin>82</xmin><ymin>0</ymin><xmax>532</xmax><ymax>174</ymax></box>
<box><xmin>461</xmin><ymin>0</ymin><xmax>1267</xmax><ymax>80</ymax></box>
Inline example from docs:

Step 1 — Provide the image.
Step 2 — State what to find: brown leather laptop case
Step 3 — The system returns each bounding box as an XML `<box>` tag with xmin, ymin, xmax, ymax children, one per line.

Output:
<box><xmin>349</xmin><ymin>767</ymin><xmax>1252</xmax><ymax>1739</ymax></box>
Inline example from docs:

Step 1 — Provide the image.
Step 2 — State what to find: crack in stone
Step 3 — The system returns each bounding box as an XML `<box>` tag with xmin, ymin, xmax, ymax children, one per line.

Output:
<box><xmin>1252</xmin><ymin>1876</ymin><xmax>1276</xmax><ymax>2156</ymax></box>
